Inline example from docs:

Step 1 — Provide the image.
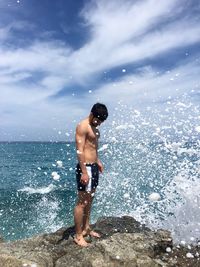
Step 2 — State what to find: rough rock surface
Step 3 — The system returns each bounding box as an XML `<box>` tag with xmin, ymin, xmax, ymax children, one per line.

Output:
<box><xmin>0</xmin><ymin>216</ymin><xmax>199</xmax><ymax>267</ymax></box>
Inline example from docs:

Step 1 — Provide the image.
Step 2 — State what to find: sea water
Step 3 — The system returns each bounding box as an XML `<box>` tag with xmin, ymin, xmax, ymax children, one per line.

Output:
<box><xmin>0</xmin><ymin>142</ymin><xmax>77</xmax><ymax>241</ymax></box>
<box><xmin>0</xmin><ymin>98</ymin><xmax>200</xmax><ymax>244</ymax></box>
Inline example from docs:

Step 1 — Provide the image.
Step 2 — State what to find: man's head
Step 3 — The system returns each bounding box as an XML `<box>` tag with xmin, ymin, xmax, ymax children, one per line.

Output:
<box><xmin>90</xmin><ymin>103</ymin><xmax>108</xmax><ymax>127</ymax></box>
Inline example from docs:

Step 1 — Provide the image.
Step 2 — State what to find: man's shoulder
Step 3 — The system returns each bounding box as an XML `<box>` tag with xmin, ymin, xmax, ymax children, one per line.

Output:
<box><xmin>77</xmin><ymin>118</ymin><xmax>88</xmax><ymax>126</ymax></box>
<box><xmin>76</xmin><ymin>118</ymin><xmax>89</xmax><ymax>132</ymax></box>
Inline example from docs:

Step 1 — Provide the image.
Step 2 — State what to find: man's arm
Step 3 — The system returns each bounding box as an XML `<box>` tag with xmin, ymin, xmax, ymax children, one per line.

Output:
<box><xmin>75</xmin><ymin>123</ymin><xmax>89</xmax><ymax>184</ymax></box>
<box><xmin>97</xmin><ymin>158</ymin><xmax>104</xmax><ymax>173</ymax></box>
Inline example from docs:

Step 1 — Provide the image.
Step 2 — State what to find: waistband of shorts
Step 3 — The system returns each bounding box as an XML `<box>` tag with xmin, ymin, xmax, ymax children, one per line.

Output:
<box><xmin>77</xmin><ymin>162</ymin><xmax>98</xmax><ymax>167</ymax></box>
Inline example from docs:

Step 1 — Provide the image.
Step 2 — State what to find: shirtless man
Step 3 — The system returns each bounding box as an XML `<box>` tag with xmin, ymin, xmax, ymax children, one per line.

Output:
<box><xmin>74</xmin><ymin>103</ymin><xmax>108</xmax><ymax>247</ymax></box>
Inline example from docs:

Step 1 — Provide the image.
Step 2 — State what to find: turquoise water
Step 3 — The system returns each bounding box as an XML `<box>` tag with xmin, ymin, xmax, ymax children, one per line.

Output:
<box><xmin>0</xmin><ymin>142</ymin><xmax>76</xmax><ymax>240</ymax></box>
<box><xmin>0</xmin><ymin>141</ymin><xmax>200</xmax><ymax>243</ymax></box>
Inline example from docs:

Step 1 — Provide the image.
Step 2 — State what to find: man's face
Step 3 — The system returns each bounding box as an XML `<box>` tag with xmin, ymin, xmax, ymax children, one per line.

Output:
<box><xmin>91</xmin><ymin>117</ymin><xmax>103</xmax><ymax>127</ymax></box>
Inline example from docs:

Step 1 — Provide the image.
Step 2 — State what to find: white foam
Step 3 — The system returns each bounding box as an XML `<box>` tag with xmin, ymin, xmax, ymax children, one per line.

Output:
<box><xmin>195</xmin><ymin>126</ymin><xmax>200</xmax><ymax>133</ymax></box>
<box><xmin>110</xmin><ymin>137</ymin><xmax>117</xmax><ymax>142</ymax></box>
<box><xmin>98</xmin><ymin>144</ymin><xmax>109</xmax><ymax>152</ymax></box>
<box><xmin>51</xmin><ymin>171</ymin><xmax>60</xmax><ymax>181</ymax></box>
<box><xmin>34</xmin><ymin>197</ymin><xmax>63</xmax><ymax>234</ymax></box>
<box><xmin>177</xmin><ymin>147</ymin><xmax>198</xmax><ymax>156</ymax></box>
<box><xmin>19</xmin><ymin>184</ymin><xmax>55</xmax><ymax>194</ymax></box>
<box><xmin>166</xmin><ymin>247</ymin><xmax>172</xmax><ymax>253</ymax></box>
<box><xmin>148</xmin><ymin>193</ymin><xmax>161</xmax><ymax>201</ymax></box>
<box><xmin>123</xmin><ymin>193</ymin><xmax>130</xmax><ymax>199</ymax></box>
<box><xmin>56</xmin><ymin>160</ymin><xmax>63</xmax><ymax>168</ymax></box>
<box><xmin>93</xmin><ymin>101</ymin><xmax>200</xmax><ymax>244</ymax></box>
<box><xmin>115</xmin><ymin>124</ymin><xmax>135</xmax><ymax>130</ymax></box>
<box><xmin>186</xmin><ymin>253</ymin><xmax>194</xmax><ymax>258</ymax></box>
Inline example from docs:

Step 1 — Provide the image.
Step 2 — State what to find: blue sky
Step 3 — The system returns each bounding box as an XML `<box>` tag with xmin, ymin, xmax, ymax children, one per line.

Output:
<box><xmin>0</xmin><ymin>0</ymin><xmax>200</xmax><ymax>141</ymax></box>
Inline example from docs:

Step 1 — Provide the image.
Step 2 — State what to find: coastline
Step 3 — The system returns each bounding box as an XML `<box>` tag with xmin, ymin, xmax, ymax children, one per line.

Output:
<box><xmin>0</xmin><ymin>216</ymin><xmax>199</xmax><ymax>267</ymax></box>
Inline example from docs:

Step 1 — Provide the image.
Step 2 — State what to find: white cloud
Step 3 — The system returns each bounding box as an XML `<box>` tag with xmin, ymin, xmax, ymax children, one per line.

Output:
<box><xmin>0</xmin><ymin>0</ymin><xmax>200</xmax><ymax>140</ymax></box>
<box><xmin>89</xmin><ymin>59</ymin><xmax>200</xmax><ymax>105</ymax></box>
<box><xmin>72</xmin><ymin>0</ymin><xmax>200</xmax><ymax>74</ymax></box>
<box><xmin>0</xmin><ymin>21</ymin><xmax>35</xmax><ymax>41</ymax></box>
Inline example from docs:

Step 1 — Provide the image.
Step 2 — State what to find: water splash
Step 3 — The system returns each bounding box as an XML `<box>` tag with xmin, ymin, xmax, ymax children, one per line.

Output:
<box><xmin>96</xmin><ymin>95</ymin><xmax>200</xmax><ymax>243</ymax></box>
<box><xmin>18</xmin><ymin>184</ymin><xmax>55</xmax><ymax>194</ymax></box>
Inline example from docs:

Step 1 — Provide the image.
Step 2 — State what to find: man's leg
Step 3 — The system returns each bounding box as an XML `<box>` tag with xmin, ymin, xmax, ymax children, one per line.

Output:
<box><xmin>74</xmin><ymin>191</ymin><xmax>90</xmax><ymax>247</ymax></box>
<box><xmin>82</xmin><ymin>191</ymin><xmax>93</xmax><ymax>233</ymax></box>
<box><xmin>82</xmin><ymin>190</ymin><xmax>101</xmax><ymax>238</ymax></box>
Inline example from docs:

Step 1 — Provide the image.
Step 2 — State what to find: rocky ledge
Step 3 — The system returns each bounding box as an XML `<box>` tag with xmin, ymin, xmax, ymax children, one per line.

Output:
<box><xmin>0</xmin><ymin>216</ymin><xmax>199</xmax><ymax>267</ymax></box>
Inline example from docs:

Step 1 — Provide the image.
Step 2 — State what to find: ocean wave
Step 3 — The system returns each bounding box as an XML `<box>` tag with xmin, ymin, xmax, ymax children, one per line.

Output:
<box><xmin>18</xmin><ymin>184</ymin><xmax>56</xmax><ymax>194</ymax></box>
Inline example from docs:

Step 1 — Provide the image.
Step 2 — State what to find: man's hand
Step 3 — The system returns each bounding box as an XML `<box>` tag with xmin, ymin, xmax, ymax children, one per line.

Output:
<box><xmin>80</xmin><ymin>173</ymin><xmax>89</xmax><ymax>185</ymax></box>
<box><xmin>97</xmin><ymin>160</ymin><xmax>104</xmax><ymax>173</ymax></box>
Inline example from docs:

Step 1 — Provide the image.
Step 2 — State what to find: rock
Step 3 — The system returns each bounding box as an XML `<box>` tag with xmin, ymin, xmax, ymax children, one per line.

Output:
<box><xmin>0</xmin><ymin>236</ymin><xmax>4</xmax><ymax>243</ymax></box>
<box><xmin>0</xmin><ymin>216</ymin><xmax>199</xmax><ymax>267</ymax></box>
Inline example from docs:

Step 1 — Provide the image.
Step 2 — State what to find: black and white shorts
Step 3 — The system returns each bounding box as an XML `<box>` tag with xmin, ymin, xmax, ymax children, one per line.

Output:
<box><xmin>76</xmin><ymin>163</ymin><xmax>99</xmax><ymax>192</ymax></box>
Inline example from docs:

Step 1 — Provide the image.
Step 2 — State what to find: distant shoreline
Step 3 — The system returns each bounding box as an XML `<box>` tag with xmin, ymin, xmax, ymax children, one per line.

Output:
<box><xmin>0</xmin><ymin>140</ymin><xmax>199</xmax><ymax>145</ymax></box>
<box><xmin>0</xmin><ymin>141</ymin><xmax>70</xmax><ymax>143</ymax></box>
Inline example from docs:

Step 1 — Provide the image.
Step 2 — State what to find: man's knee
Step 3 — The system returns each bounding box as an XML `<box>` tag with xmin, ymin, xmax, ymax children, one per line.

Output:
<box><xmin>77</xmin><ymin>199</ymin><xmax>89</xmax><ymax>208</ymax></box>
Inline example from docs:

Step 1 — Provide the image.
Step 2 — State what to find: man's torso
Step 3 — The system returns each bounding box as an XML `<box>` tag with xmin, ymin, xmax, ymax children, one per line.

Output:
<box><xmin>79</xmin><ymin>119</ymin><xmax>100</xmax><ymax>163</ymax></box>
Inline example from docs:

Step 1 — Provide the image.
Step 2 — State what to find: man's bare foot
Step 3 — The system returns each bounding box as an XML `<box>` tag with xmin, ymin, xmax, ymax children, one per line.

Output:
<box><xmin>82</xmin><ymin>229</ymin><xmax>101</xmax><ymax>238</ymax></box>
<box><xmin>88</xmin><ymin>230</ymin><xmax>101</xmax><ymax>238</ymax></box>
<box><xmin>74</xmin><ymin>235</ymin><xmax>89</xmax><ymax>247</ymax></box>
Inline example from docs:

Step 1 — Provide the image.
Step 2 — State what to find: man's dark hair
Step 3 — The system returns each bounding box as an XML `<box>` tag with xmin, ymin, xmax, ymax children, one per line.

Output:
<box><xmin>91</xmin><ymin>103</ymin><xmax>108</xmax><ymax>121</ymax></box>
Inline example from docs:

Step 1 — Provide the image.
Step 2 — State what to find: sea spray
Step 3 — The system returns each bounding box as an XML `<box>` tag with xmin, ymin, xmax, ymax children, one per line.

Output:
<box><xmin>96</xmin><ymin>96</ymin><xmax>200</xmax><ymax>243</ymax></box>
<box><xmin>0</xmin><ymin>96</ymin><xmax>199</xmax><ymax>243</ymax></box>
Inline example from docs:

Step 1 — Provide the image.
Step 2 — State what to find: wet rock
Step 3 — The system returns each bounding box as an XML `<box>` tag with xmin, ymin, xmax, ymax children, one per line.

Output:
<box><xmin>0</xmin><ymin>216</ymin><xmax>199</xmax><ymax>267</ymax></box>
<box><xmin>0</xmin><ymin>236</ymin><xmax>4</xmax><ymax>243</ymax></box>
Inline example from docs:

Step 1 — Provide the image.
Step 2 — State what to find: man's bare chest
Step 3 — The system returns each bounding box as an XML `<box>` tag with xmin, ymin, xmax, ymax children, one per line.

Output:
<box><xmin>87</xmin><ymin>127</ymin><xmax>100</xmax><ymax>143</ymax></box>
